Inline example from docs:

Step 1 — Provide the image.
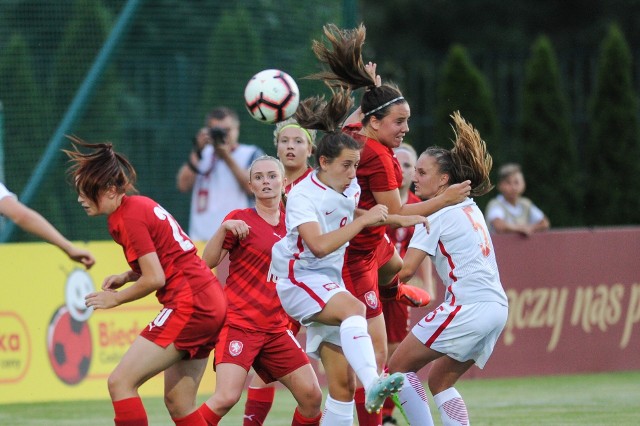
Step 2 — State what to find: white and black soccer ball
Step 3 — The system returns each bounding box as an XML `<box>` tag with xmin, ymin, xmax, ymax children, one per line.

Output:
<box><xmin>244</xmin><ymin>69</ymin><xmax>300</xmax><ymax>124</ymax></box>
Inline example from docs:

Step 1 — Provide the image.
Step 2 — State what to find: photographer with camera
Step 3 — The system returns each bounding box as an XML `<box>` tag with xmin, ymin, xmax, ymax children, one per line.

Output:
<box><xmin>177</xmin><ymin>107</ymin><xmax>264</xmax><ymax>241</ymax></box>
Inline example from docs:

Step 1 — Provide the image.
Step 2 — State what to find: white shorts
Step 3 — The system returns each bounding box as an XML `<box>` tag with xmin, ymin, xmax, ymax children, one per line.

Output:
<box><xmin>411</xmin><ymin>301</ymin><xmax>508</xmax><ymax>369</ymax></box>
<box><xmin>276</xmin><ymin>272</ymin><xmax>348</xmax><ymax>327</ymax></box>
<box><xmin>305</xmin><ymin>322</ymin><xmax>342</xmax><ymax>360</ymax></box>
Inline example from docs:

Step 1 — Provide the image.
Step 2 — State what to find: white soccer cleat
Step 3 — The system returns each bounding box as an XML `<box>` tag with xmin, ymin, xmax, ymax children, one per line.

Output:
<box><xmin>365</xmin><ymin>372</ymin><xmax>405</xmax><ymax>414</ymax></box>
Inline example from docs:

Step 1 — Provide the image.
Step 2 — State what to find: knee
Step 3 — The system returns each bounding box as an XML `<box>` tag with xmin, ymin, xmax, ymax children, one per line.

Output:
<box><xmin>343</xmin><ymin>302</ymin><xmax>366</xmax><ymax>319</ymax></box>
<box><xmin>210</xmin><ymin>388</ymin><xmax>243</xmax><ymax>413</ymax></box>
<box><xmin>164</xmin><ymin>393</ymin><xmax>194</xmax><ymax>418</ymax></box>
<box><xmin>107</xmin><ymin>371</ymin><xmax>135</xmax><ymax>400</ymax></box>
<box><xmin>297</xmin><ymin>382</ymin><xmax>323</xmax><ymax>413</ymax></box>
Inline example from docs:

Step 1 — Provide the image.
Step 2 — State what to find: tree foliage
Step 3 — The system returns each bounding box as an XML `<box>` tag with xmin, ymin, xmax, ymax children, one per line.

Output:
<box><xmin>0</xmin><ymin>34</ymin><xmax>47</xmax><ymax>192</ymax></box>
<box><xmin>520</xmin><ymin>35</ymin><xmax>581</xmax><ymax>227</ymax></box>
<box><xmin>435</xmin><ymin>44</ymin><xmax>501</xmax><ymax>165</ymax></box>
<box><xmin>585</xmin><ymin>24</ymin><xmax>640</xmax><ymax>225</ymax></box>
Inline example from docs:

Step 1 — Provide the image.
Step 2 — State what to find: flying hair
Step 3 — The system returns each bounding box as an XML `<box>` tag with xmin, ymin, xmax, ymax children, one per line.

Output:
<box><xmin>63</xmin><ymin>136</ymin><xmax>137</xmax><ymax>206</ymax></box>
<box><xmin>309</xmin><ymin>23</ymin><xmax>373</xmax><ymax>90</ymax></box>
<box><xmin>308</xmin><ymin>23</ymin><xmax>405</xmax><ymax>123</ymax></box>
<box><xmin>448</xmin><ymin>111</ymin><xmax>494</xmax><ymax>197</ymax></box>
<box><xmin>295</xmin><ymin>86</ymin><xmax>354</xmax><ymax>133</ymax></box>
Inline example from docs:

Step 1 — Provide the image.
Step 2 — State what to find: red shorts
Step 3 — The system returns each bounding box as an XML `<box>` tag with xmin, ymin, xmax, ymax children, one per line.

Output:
<box><xmin>382</xmin><ymin>298</ymin><xmax>410</xmax><ymax>343</ymax></box>
<box><xmin>214</xmin><ymin>325</ymin><xmax>310</xmax><ymax>384</ymax></box>
<box><xmin>375</xmin><ymin>235</ymin><xmax>396</xmax><ymax>267</ymax></box>
<box><xmin>343</xmin><ymin>247</ymin><xmax>382</xmax><ymax>319</ymax></box>
<box><xmin>141</xmin><ymin>283</ymin><xmax>227</xmax><ymax>359</ymax></box>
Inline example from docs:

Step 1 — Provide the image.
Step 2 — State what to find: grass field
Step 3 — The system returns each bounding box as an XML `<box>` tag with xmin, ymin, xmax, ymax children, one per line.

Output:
<box><xmin>2</xmin><ymin>370</ymin><xmax>639</xmax><ymax>425</ymax></box>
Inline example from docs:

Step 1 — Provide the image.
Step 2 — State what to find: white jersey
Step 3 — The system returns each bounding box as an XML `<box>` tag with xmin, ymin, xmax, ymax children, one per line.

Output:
<box><xmin>188</xmin><ymin>143</ymin><xmax>263</xmax><ymax>241</ymax></box>
<box><xmin>409</xmin><ymin>198</ymin><xmax>508</xmax><ymax>306</ymax></box>
<box><xmin>485</xmin><ymin>194</ymin><xmax>545</xmax><ymax>233</ymax></box>
<box><xmin>0</xmin><ymin>183</ymin><xmax>15</xmax><ymax>202</ymax></box>
<box><xmin>271</xmin><ymin>170</ymin><xmax>360</xmax><ymax>284</ymax></box>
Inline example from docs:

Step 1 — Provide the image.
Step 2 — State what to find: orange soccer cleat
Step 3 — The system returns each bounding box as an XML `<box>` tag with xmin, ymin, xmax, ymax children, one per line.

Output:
<box><xmin>395</xmin><ymin>283</ymin><xmax>431</xmax><ymax>307</ymax></box>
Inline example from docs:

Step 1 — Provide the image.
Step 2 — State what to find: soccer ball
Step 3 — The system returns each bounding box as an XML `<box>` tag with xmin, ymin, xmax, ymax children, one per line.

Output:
<box><xmin>244</xmin><ymin>69</ymin><xmax>300</xmax><ymax>124</ymax></box>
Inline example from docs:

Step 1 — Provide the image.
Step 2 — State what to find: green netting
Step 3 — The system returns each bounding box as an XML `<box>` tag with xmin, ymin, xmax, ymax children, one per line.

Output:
<box><xmin>0</xmin><ymin>0</ymin><xmax>352</xmax><ymax>242</ymax></box>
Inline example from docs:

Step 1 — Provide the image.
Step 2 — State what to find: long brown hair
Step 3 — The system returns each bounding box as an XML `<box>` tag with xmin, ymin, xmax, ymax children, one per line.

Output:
<box><xmin>294</xmin><ymin>87</ymin><xmax>361</xmax><ymax>166</ymax></box>
<box><xmin>63</xmin><ymin>136</ymin><xmax>137</xmax><ymax>206</ymax></box>
<box><xmin>423</xmin><ymin>112</ymin><xmax>494</xmax><ymax>197</ymax></box>
<box><xmin>309</xmin><ymin>23</ymin><xmax>406</xmax><ymax>125</ymax></box>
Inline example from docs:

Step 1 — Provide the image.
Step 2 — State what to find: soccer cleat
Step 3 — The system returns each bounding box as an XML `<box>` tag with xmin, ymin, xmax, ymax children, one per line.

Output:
<box><xmin>396</xmin><ymin>283</ymin><xmax>431</xmax><ymax>307</ymax></box>
<box><xmin>365</xmin><ymin>373</ymin><xmax>405</xmax><ymax>414</ymax></box>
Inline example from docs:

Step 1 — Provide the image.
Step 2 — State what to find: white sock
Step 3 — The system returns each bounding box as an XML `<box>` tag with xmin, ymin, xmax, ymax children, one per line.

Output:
<box><xmin>321</xmin><ymin>395</ymin><xmax>354</xmax><ymax>426</ymax></box>
<box><xmin>339</xmin><ymin>315</ymin><xmax>379</xmax><ymax>390</ymax></box>
<box><xmin>434</xmin><ymin>387</ymin><xmax>470</xmax><ymax>426</ymax></box>
<box><xmin>396</xmin><ymin>372</ymin><xmax>435</xmax><ymax>426</ymax></box>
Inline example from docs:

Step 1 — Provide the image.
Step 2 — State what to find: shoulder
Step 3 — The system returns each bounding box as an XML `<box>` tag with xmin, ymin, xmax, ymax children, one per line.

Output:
<box><xmin>518</xmin><ymin>197</ymin><xmax>534</xmax><ymax>208</ymax></box>
<box><xmin>224</xmin><ymin>208</ymin><xmax>252</xmax><ymax>221</ymax></box>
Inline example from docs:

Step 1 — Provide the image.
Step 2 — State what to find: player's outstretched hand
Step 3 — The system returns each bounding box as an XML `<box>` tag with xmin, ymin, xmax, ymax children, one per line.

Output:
<box><xmin>66</xmin><ymin>245</ymin><xmax>96</xmax><ymax>269</ymax></box>
<box><xmin>362</xmin><ymin>204</ymin><xmax>388</xmax><ymax>226</ymax></box>
<box><xmin>85</xmin><ymin>290</ymin><xmax>119</xmax><ymax>310</ymax></box>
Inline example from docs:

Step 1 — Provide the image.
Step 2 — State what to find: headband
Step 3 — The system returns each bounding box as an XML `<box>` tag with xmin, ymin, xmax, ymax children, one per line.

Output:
<box><xmin>363</xmin><ymin>96</ymin><xmax>405</xmax><ymax>117</ymax></box>
<box><xmin>277</xmin><ymin>123</ymin><xmax>315</xmax><ymax>145</ymax></box>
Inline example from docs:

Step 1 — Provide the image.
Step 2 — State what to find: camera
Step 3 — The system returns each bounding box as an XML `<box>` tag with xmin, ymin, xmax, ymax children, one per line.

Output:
<box><xmin>209</xmin><ymin>127</ymin><xmax>228</xmax><ymax>145</ymax></box>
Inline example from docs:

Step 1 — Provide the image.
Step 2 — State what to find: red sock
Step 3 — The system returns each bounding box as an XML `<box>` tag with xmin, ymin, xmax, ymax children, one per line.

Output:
<box><xmin>173</xmin><ymin>409</ymin><xmax>206</xmax><ymax>426</ymax></box>
<box><xmin>198</xmin><ymin>403</ymin><xmax>222</xmax><ymax>426</ymax></box>
<box><xmin>355</xmin><ymin>387</ymin><xmax>383</xmax><ymax>426</ymax></box>
<box><xmin>113</xmin><ymin>397</ymin><xmax>147</xmax><ymax>426</ymax></box>
<box><xmin>382</xmin><ymin>395</ymin><xmax>396</xmax><ymax>419</ymax></box>
<box><xmin>243</xmin><ymin>386</ymin><xmax>275</xmax><ymax>425</ymax></box>
<box><xmin>292</xmin><ymin>407</ymin><xmax>321</xmax><ymax>425</ymax></box>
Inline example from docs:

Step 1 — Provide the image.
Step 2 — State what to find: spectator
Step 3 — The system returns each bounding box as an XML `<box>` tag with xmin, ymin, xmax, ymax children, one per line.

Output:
<box><xmin>176</xmin><ymin>107</ymin><xmax>264</xmax><ymax>241</ymax></box>
<box><xmin>485</xmin><ymin>163</ymin><xmax>550</xmax><ymax>236</ymax></box>
<box><xmin>0</xmin><ymin>181</ymin><xmax>95</xmax><ymax>269</ymax></box>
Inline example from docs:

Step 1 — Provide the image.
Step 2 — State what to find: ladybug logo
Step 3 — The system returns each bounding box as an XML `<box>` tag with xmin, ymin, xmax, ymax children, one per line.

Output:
<box><xmin>229</xmin><ymin>340</ymin><xmax>244</xmax><ymax>357</ymax></box>
<box><xmin>364</xmin><ymin>291</ymin><xmax>378</xmax><ymax>309</ymax></box>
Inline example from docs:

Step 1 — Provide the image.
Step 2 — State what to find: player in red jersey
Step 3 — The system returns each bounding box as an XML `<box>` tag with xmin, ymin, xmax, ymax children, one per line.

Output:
<box><xmin>64</xmin><ymin>138</ymin><xmax>226</xmax><ymax>426</ymax></box>
<box><xmin>309</xmin><ymin>24</ymin><xmax>471</xmax><ymax>426</ymax></box>
<box><xmin>197</xmin><ymin>156</ymin><xmax>322</xmax><ymax>426</ymax></box>
<box><xmin>241</xmin><ymin>119</ymin><xmax>317</xmax><ymax>425</ymax></box>
<box><xmin>276</xmin><ymin>117</ymin><xmax>316</xmax><ymax>193</ymax></box>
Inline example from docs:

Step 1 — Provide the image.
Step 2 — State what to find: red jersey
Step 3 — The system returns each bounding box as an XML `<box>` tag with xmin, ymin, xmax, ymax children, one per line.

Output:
<box><xmin>385</xmin><ymin>191</ymin><xmax>422</xmax><ymax>257</ymax></box>
<box><xmin>343</xmin><ymin>123</ymin><xmax>402</xmax><ymax>251</ymax></box>
<box><xmin>222</xmin><ymin>208</ymin><xmax>288</xmax><ymax>332</ymax></box>
<box><xmin>107</xmin><ymin>195</ymin><xmax>217</xmax><ymax>306</ymax></box>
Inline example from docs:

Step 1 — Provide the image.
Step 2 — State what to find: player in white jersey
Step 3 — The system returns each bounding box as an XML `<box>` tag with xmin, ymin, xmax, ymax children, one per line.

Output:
<box><xmin>388</xmin><ymin>112</ymin><xmax>509</xmax><ymax>426</ymax></box>
<box><xmin>271</xmin><ymin>91</ymin><xmax>427</xmax><ymax>426</ymax></box>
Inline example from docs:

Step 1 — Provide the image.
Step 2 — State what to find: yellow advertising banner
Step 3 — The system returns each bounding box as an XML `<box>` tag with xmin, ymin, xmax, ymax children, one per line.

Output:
<box><xmin>0</xmin><ymin>240</ymin><xmax>216</xmax><ymax>404</ymax></box>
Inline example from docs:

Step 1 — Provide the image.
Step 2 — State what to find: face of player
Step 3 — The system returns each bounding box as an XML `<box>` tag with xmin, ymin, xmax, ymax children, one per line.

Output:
<box><xmin>318</xmin><ymin>148</ymin><xmax>360</xmax><ymax>193</ymax></box>
<box><xmin>413</xmin><ymin>154</ymin><xmax>449</xmax><ymax>200</ymax></box>
<box><xmin>249</xmin><ymin>159</ymin><xmax>284</xmax><ymax>201</ymax></box>
<box><xmin>370</xmin><ymin>102</ymin><xmax>410</xmax><ymax>148</ymax></box>
<box><xmin>207</xmin><ymin>115</ymin><xmax>240</xmax><ymax>148</ymax></box>
<box><xmin>396</xmin><ymin>149</ymin><xmax>416</xmax><ymax>190</ymax></box>
<box><xmin>77</xmin><ymin>187</ymin><xmax>120</xmax><ymax>216</ymax></box>
<box><xmin>276</xmin><ymin>127</ymin><xmax>312</xmax><ymax>175</ymax></box>
<box><xmin>498</xmin><ymin>172</ymin><xmax>526</xmax><ymax>204</ymax></box>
